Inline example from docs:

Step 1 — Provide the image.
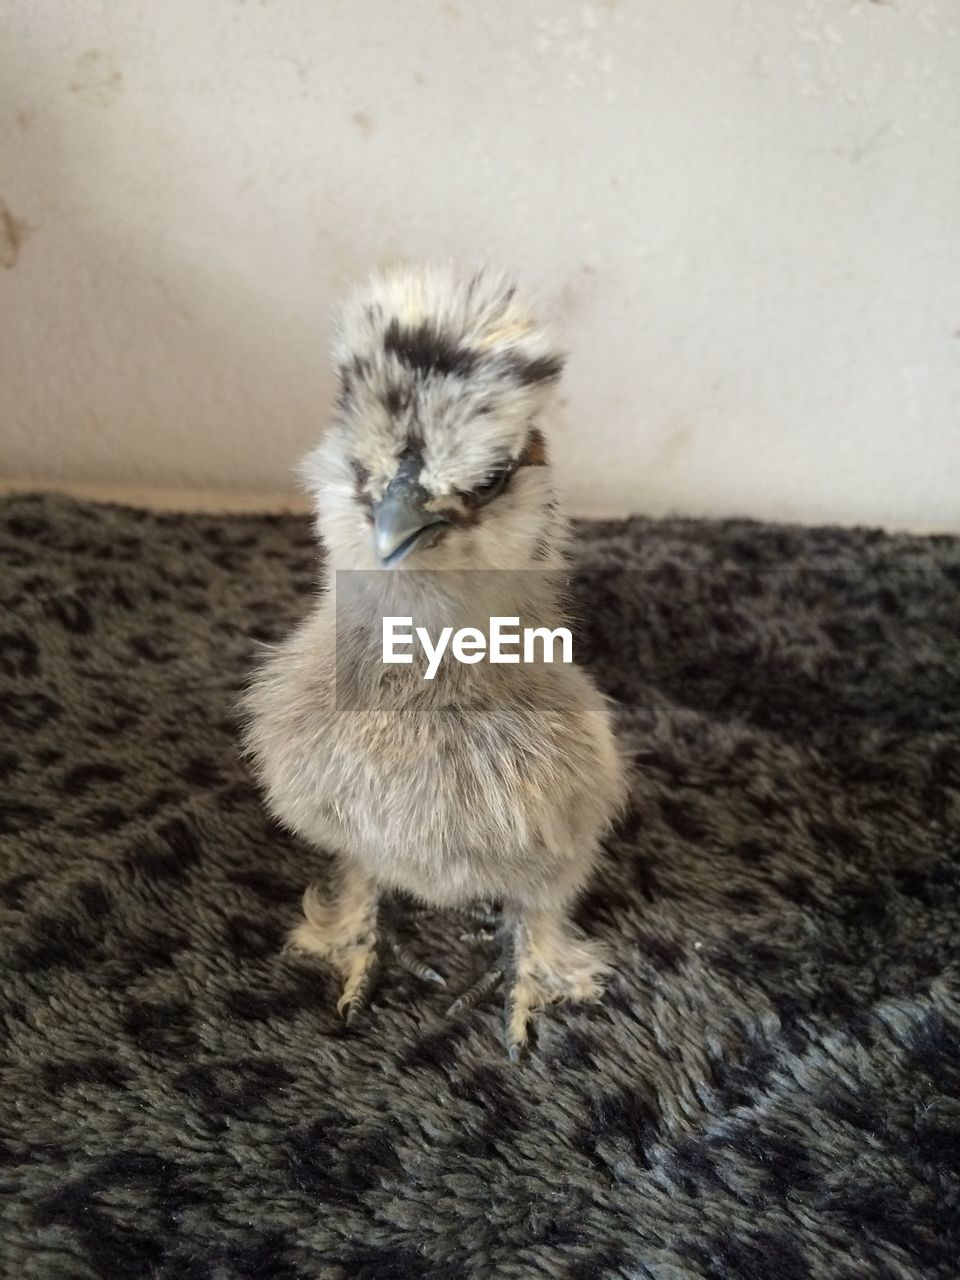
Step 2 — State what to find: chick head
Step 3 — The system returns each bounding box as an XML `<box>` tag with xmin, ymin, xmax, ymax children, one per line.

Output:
<box><xmin>302</xmin><ymin>264</ymin><xmax>567</xmax><ymax>572</ymax></box>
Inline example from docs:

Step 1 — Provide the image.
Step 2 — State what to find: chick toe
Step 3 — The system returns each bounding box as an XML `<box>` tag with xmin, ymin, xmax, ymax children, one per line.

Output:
<box><xmin>446</xmin><ymin>964</ymin><xmax>504</xmax><ymax>1017</ymax></box>
<box><xmin>389</xmin><ymin>937</ymin><xmax>446</xmax><ymax>987</ymax></box>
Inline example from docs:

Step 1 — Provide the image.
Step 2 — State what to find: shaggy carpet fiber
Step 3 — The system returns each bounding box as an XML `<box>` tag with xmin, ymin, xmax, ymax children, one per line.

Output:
<box><xmin>1</xmin><ymin>491</ymin><xmax>959</xmax><ymax>1280</ymax></box>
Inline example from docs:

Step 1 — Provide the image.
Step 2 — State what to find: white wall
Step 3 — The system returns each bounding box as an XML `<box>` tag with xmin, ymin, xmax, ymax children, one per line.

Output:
<box><xmin>1</xmin><ymin>0</ymin><xmax>958</xmax><ymax>526</ymax></box>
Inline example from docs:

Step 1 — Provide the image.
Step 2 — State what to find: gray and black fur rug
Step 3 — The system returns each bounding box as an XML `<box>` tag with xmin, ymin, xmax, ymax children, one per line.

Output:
<box><xmin>1</xmin><ymin>491</ymin><xmax>959</xmax><ymax>1280</ymax></box>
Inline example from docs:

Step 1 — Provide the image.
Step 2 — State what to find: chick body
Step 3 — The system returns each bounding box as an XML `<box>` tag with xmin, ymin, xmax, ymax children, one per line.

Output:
<box><xmin>244</xmin><ymin>265</ymin><xmax>626</xmax><ymax>1053</ymax></box>
<box><xmin>246</xmin><ymin>602</ymin><xmax>623</xmax><ymax>910</ymax></box>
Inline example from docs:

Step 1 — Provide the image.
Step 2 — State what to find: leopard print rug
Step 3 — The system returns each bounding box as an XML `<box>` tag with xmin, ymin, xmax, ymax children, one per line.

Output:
<box><xmin>1</xmin><ymin>491</ymin><xmax>958</xmax><ymax>1279</ymax></box>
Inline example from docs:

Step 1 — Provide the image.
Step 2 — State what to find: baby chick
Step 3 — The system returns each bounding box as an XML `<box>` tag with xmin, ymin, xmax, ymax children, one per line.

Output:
<box><xmin>243</xmin><ymin>265</ymin><xmax>626</xmax><ymax>1057</ymax></box>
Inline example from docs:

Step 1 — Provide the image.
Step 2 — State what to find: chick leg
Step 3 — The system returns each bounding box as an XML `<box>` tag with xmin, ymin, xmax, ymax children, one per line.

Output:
<box><xmin>501</xmin><ymin>907</ymin><xmax>610</xmax><ymax>1061</ymax></box>
<box><xmin>287</xmin><ymin>865</ymin><xmax>445</xmax><ymax>1025</ymax></box>
<box><xmin>287</xmin><ymin>862</ymin><xmax>381</xmax><ymax>1024</ymax></box>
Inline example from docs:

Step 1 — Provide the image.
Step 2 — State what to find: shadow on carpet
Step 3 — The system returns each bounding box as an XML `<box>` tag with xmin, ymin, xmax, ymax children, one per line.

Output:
<box><xmin>1</xmin><ymin>492</ymin><xmax>958</xmax><ymax>1279</ymax></box>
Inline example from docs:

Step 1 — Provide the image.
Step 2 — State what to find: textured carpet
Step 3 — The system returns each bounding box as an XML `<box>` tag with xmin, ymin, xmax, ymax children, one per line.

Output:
<box><xmin>1</xmin><ymin>491</ymin><xmax>959</xmax><ymax>1280</ymax></box>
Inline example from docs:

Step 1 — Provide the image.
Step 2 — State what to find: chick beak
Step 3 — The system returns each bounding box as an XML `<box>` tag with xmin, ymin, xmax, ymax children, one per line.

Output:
<box><xmin>373</xmin><ymin>471</ymin><xmax>450</xmax><ymax>567</ymax></box>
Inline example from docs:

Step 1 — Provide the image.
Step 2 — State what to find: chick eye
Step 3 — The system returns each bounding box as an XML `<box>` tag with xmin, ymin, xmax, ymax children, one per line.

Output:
<box><xmin>472</xmin><ymin>468</ymin><xmax>510</xmax><ymax>504</ymax></box>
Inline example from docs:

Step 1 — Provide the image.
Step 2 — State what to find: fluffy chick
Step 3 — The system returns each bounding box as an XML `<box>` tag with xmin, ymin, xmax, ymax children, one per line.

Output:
<box><xmin>243</xmin><ymin>264</ymin><xmax>626</xmax><ymax>1057</ymax></box>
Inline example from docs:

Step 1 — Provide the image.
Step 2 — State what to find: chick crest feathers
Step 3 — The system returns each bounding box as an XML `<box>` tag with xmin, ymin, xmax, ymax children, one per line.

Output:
<box><xmin>332</xmin><ymin>264</ymin><xmax>564</xmax><ymax>412</ymax></box>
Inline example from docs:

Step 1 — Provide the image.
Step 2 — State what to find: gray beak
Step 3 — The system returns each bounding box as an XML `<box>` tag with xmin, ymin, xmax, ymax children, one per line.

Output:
<box><xmin>373</xmin><ymin>465</ymin><xmax>450</xmax><ymax>566</ymax></box>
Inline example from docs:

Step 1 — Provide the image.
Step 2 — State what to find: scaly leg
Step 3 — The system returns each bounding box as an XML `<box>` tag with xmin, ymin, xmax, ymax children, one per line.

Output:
<box><xmin>287</xmin><ymin>862</ymin><xmax>444</xmax><ymax>1025</ymax></box>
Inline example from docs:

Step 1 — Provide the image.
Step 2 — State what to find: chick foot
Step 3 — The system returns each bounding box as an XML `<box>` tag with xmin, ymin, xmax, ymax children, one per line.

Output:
<box><xmin>287</xmin><ymin>867</ymin><xmax>444</xmax><ymax>1026</ymax></box>
<box><xmin>502</xmin><ymin>908</ymin><xmax>610</xmax><ymax>1061</ymax></box>
<box><xmin>457</xmin><ymin>900</ymin><xmax>501</xmax><ymax>944</ymax></box>
<box><xmin>445</xmin><ymin>907</ymin><xmax>608</xmax><ymax>1058</ymax></box>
